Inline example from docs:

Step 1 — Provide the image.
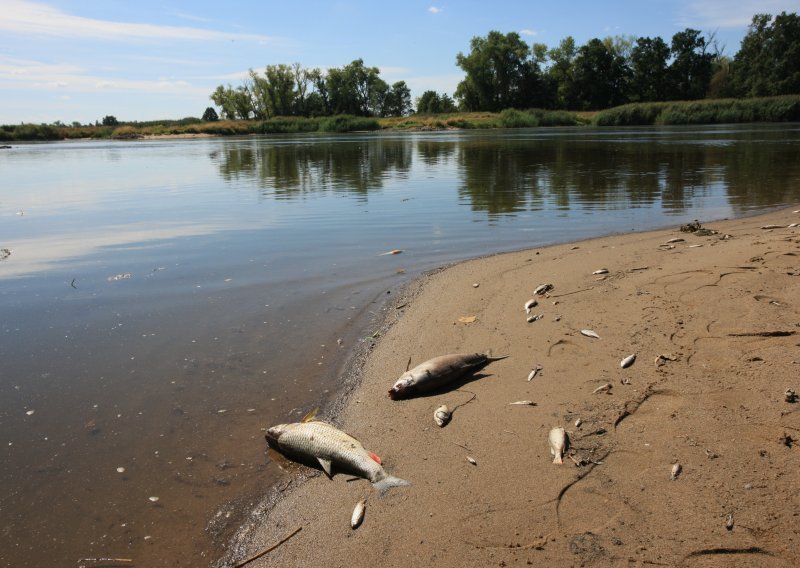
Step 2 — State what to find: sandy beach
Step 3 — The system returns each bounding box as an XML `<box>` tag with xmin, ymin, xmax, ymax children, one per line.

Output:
<box><xmin>221</xmin><ymin>206</ymin><xmax>800</xmax><ymax>568</ymax></box>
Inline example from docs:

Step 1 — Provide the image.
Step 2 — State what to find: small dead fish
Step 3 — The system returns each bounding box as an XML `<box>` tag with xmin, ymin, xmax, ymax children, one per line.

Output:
<box><xmin>527</xmin><ymin>365</ymin><xmax>542</xmax><ymax>381</ymax></box>
<box><xmin>524</xmin><ymin>298</ymin><xmax>538</xmax><ymax>314</ymax></box>
<box><xmin>592</xmin><ymin>268</ymin><xmax>609</xmax><ymax>275</ymax></box>
<box><xmin>266</xmin><ymin>421</ymin><xmax>409</xmax><ymax>493</ymax></box>
<box><xmin>380</xmin><ymin>249</ymin><xmax>403</xmax><ymax>255</ymax></box>
<box><xmin>725</xmin><ymin>513</ymin><xmax>734</xmax><ymax>531</ymax></box>
<box><xmin>433</xmin><ymin>405</ymin><xmax>452</xmax><ymax>427</ymax></box>
<box><xmin>574</xmin><ymin>418</ymin><xmax>582</xmax><ymax>428</ymax></box>
<box><xmin>527</xmin><ymin>314</ymin><xmax>543</xmax><ymax>323</ymax></box>
<box><xmin>789</xmin><ymin>223</ymin><xmax>799</xmax><ymax>228</ymax></box>
<box><xmin>581</xmin><ymin>329</ymin><xmax>600</xmax><ymax>339</ymax></box>
<box><xmin>665</xmin><ymin>237</ymin><xmax>685</xmax><ymax>244</ymax></box>
<box><xmin>389</xmin><ymin>353</ymin><xmax>508</xmax><ymax>399</ymax></box>
<box><xmin>351</xmin><ymin>499</ymin><xmax>366</xmax><ymax>529</ymax></box>
<box><xmin>670</xmin><ymin>463</ymin><xmax>682</xmax><ymax>480</ymax></box>
<box><xmin>593</xmin><ymin>383</ymin><xmax>613</xmax><ymax>394</ymax></box>
<box><xmin>620</xmin><ymin>354</ymin><xmax>636</xmax><ymax>369</ymax></box>
<box><xmin>466</xmin><ymin>456</ymin><xmax>477</xmax><ymax>465</ymax></box>
<box><xmin>508</xmin><ymin>400</ymin><xmax>536</xmax><ymax>406</ymax></box>
<box><xmin>760</xmin><ymin>224</ymin><xmax>785</xmax><ymax>230</ymax></box>
<box><xmin>534</xmin><ymin>283</ymin><xmax>554</xmax><ymax>295</ymax></box>
<box><xmin>548</xmin><ymin>427</ymin><xmax>569</xmax><ymax>464</ymax></box>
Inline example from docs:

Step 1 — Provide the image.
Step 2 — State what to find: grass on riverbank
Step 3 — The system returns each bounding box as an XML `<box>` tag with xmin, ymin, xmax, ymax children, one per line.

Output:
<box><xmin>3</xmin><ymin>95</ymin><xmax>798</xmax><ymax>142</ymax></box>
<box><xmin>594</xmin><ymin>94</ymin><xmax>800</xmax><ymax>126</ymax></box>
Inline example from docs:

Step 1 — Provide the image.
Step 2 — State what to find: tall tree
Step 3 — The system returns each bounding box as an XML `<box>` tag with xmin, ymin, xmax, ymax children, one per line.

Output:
<box><xmin>455</xmin><ymin>31</ymin><xmax>541</xmax><ymax>111</ymax></box>
<box><xmin>668</xmin><ymin>29</ymin><xmax>714</xmax><ymax>100</ymax></box>
<box><xmin>630</xmin><ymin>36</ymin><xmax>670</xmax><ymax>101</ymax></box>
<box><xmin>546</xmin><ymin>36</ymin><xmax>578</xmax><ymax>108</ymax></box>
<box><xmin>382</xmin><ymin>81</ymin><xmax>412</xmax><ymax>116</ymax></box>
<box><xmin>731</xmin><ymin>12</ymin><xmax>800</xmax><ymax>97</ymax></box>
<box><xmin>571</xmin><ymin>38</ymin><xmax>630</xmax><ymax>110</ymax></box>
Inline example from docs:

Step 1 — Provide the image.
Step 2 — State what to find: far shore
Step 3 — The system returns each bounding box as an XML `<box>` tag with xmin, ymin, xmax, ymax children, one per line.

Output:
<box><xmin>220</xmin><ymin>205</ymin><xmax>800</xmax><ymax>567</ymax></box>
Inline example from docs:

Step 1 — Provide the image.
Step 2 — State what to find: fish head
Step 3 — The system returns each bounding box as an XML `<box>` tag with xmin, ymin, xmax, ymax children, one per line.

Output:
<box><xmin>265</xmin><ymin>423</ymin><xmax>289</xmax><ymax>448</ymax></box>
<box><xmin>388</xmin><ymin>374</ymin><xmax>414</xmax><ymax>400</ymax></box>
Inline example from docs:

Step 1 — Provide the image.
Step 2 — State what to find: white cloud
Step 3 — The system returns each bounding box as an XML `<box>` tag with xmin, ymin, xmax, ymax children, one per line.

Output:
<box><xmin>428</xmin><ymin>6</ymin><xmax>443</xmax><ymax>14</ymax></box>
<box><xmin>678</xmin><ymin>0</ymin><xmax>798</xmax><ymax>28</ymax></box>
<box><xmin>520</xmin><ymin>29</ymin><xmax>538</xmax><ymax>37</ymax></box>
<box><xmin>403</xmin><ymin>73</ymin><xmax>464</xmax><ymax>98</ymax></box>
<box><xmin>0</xmin><ymin>0</ymin><xmax>274</xmax><ymax>42</ymax></box>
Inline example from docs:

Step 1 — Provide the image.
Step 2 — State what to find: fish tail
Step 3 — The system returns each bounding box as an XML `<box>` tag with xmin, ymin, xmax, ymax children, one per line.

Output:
<box><xmin>553</xmin><ymin>454</ymin><xmax>563</xmax><ymax>465</ymax></box>
<box><xmin>372</xmin><ymin>475</ymin><xmax>410</xmax><ymax>495</ymax></box>
<box><xmin>486</xmin><ymin>354</ymin><xmax>509</xmax><ymax>362</ymax></box>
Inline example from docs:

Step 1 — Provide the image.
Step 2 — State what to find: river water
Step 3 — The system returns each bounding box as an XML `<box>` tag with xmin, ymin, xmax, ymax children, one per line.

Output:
<box><xmin>1</xmin><ymin>125</ymin><xmax>799</xmax><ymax>566</ymax></box>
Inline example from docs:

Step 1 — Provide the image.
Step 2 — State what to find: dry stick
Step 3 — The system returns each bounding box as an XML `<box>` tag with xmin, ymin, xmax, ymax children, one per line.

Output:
<box><xmin>728</xmin><ymin>331</ymin><xmax>796</xmax><ymax>337</ymax></box>
<box><xmin>233</xmin><ymin>526</ymin><xmax>303</xmax><ymax>568</ymax></box>
<box><xmin>551</xmin><ymin>286</ymin><xmax>594</xmax><ymax>298</ymax></box>
<box><xmin>77</xmin><ymin>559</ymin><xmax>133</xmax><ymax>568</ymax></box>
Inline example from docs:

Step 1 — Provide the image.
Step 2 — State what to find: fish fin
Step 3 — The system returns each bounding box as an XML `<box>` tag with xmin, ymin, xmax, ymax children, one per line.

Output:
<box><xmin>372</xmin><ymin>475</ymin><xmax>410</xmax><ymax>495</ymax></box>
<box><xmin>405</xmin><ymin>356</ymin><xmax>411</xmax><ymax>372</ymax></box>
<box><xmin>368</xmin><ymin>451</ymin><xmax>382</xmax><ymax>465</ymax></box>
<box><xmin>301</xmin><ymin>407</ymin><xmax>319</xmax><ymax>423</ymax></box>
<box><xmin>317</xmin><ymin>457</ymin><xmax>333</xmax><ymax>478</ymax></box>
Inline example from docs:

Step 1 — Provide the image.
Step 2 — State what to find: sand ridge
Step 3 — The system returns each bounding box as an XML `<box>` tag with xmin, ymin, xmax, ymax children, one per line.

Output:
<box><xmin>223</xmin><ymin>207</ymin><xmax>800</xmax><ymax>567</ymax></box>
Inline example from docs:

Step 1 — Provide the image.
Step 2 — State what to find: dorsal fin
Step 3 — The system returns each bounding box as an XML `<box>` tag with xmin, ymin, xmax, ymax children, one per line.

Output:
<box><xmin>301</xmin><ymin>407</ymin><xmax>319</xmax><ymax>423</ymax></box>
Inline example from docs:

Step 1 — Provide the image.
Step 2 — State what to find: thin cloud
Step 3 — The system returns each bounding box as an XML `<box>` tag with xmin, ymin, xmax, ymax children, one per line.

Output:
<box><xmin>678</xmin><ymin>0</ymin><xmax>798</xmax><ymax>28</ymax></box>
<box><xmin>520</xmin><ymin>29</ymin><xmax>538</xmax><ymax>37</ymax></box>
<box><xmin>428</xmin><ymin>6</ymin><xmax>444</xmax><ymax>14</ymax></box>
<box><xmin>1</xmin><ymin>0</ymin><xmax>274</xmax><ymax>42</ymax></box>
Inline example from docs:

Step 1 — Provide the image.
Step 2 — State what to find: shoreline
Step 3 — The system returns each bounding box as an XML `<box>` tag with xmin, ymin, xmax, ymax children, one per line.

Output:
<box><xmin>220</xmin><ymin>206</ymin><xmax>800</xmax><ymax>567</ymax></box>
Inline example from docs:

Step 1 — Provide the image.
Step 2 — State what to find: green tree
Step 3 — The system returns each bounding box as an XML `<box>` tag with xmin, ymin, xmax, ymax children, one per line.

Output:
<box><xmin>454</xmin><ymin>31</ymin><xmax>541</xmax><ymax>111</ymax></box>
<box><xmin>326</xmin><ymin>59</ymin><xmax>388</xmax><ymax>116</ymax></box>
<box><xmin>102</xmin><ymin>115</ymin><xmax>118</xmax><ymax>126</ymax></box>
<box><xmin>547</xmin><ymin>36</ymin><xmax>578</xmax><ymax>108</ymax></box>
<box><xmin>668</xmin><ymin>29</ymin><xmax>714</xmax><ymax>100</ymax></box>
<box><xmin>630</xmin><ymin>37</ymin><xmax>671</xmax><ymax>101</ymax></box>
<box><xmin>571</xmin><ymin>38</ymin><xmax>630</xmax><ymax>110</ymax></box>
<box><xmin>202</xmin><ymin>107</ymin><xmax>219</xmax><ymax>122</ymax></box>
<box><xmin>731</xmin><ymin>12</ymin><xmax>800</xmax><ymax>97</ymax></box>
<box><xmin>382</xmin><ymin>81</ymin><xmax>412</xmax><ymax>116</ymax></box>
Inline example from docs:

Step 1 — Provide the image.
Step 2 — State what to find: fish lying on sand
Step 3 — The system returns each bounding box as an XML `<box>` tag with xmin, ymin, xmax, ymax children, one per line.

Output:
<box><xmin>266</xmin><ymin>420</ymin><xmax>409</xmax><ymax>493</ymax></box>
<box><xmin>351</xmin><ymin>499</ymin><xmax>366</xmax><ymax>529</ymax></box>
<box><xmin>548</xmin><ymin>427</ymin><xmax>569</xmax><ymax>464</ymax></box>
<box><xmin>388</xmin><ymin>353</ymin><xmax>508</xmax><ymax>400</ymax></box>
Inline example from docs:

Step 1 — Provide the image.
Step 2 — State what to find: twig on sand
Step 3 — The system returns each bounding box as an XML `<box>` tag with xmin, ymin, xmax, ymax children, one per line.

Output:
<box><xmin>77</xmin><ymin>559</ymin><xmax>132</xmax><ymax>568</ymax></box>
<box><xmin>551</xmin><ymin>286</ymin><xmax>594</xmax><ymax>298</ymax></box>
<box><xmin>233</xmin><ymin>526</ymin><xmax>303</xmax><ymax>568</ymax></box>
<box><xmin>728</xmin><ymin>331</ymin><xmax>796</xmax><ymax>337</ymax></box>
<box><xmin>451</xmin><ymin>441</ymin><xmax>471</xmax><ymax>452</ymax></box>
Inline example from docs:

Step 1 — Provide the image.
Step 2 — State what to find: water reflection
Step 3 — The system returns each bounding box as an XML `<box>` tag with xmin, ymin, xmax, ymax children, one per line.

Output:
<box><xmin>212</xmin><ymin>127</ymin><xmax>800</xmax><ymax>216</ymax></box>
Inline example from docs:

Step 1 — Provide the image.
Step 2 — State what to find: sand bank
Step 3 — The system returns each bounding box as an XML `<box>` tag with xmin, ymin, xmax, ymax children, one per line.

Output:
<box><xmin>223</xmin><ymin>207</ymin><xmax>800</xmax><ymax>567</ymax></box>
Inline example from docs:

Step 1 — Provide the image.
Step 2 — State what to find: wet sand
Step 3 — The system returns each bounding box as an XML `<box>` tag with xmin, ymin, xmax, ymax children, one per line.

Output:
<box><xmin>223</xmin><ymin>207</ymin><xmax>800</xmax><ymax>567</ymax></box>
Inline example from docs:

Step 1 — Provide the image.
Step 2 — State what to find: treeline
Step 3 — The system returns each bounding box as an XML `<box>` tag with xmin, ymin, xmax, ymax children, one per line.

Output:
<box><xmin>453</xmin><ymin>11</ymin><xmax>799</xmax><ymax>112</ymax></box>
<box><xmin>211</xmin><ymin>60</ymin><xmax>411</xmax><ymax>120</ymax></box>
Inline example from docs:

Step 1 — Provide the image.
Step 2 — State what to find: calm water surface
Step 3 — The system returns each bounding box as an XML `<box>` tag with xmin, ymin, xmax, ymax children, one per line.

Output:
<box><xmin>1</xmin><ymin>125</ymin><xmax>800</xmax><ymax>566</ymax></box>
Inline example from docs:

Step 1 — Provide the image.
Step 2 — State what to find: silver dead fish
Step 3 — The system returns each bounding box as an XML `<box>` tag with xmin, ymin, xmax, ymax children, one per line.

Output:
<box><xmin>548</xmin><ymin>427</ymin><xmax>569</xmax><ymax>464</ymax></box>
<box><xmin>266</xmin><ymin>420</ymin><xmax>409</xmax><ymax>493</ymax></box>
<box><xmin>524</xmin><ymin>298</ymin><xmax>538</xmax><ymax>314</ymax></box>
<box><xmin>581</xmin><ymin>329</ymin><xmax>601</xmax><ymax>339</ymax></box>
<box><xmin>388</xmin><ymin>353</ymin><xmax>508</xmax><ymax>400</ymax></box>
<box><xmin>509</xmin><ymin>400</ymin><xmax>536</xmax><ymax>406</ymax></box>
<box><xmin>670</xmin><ymin>463</ymin><xmax>682</xmax><ymax>480</ymax></box>
<box><xmin>593</xmin><ymin>383</ymin><xmax>613</xmax><ymax>394</ymax></box>
<box><xmin>620</xmin><ymin>354</ymin><xmax>636</xmax><ymax>368</ymax></box>
<box><xmin>534</xmin><ymin>283</ymin><xmax>554</xmax><ymax>295</ymax></box>
<box><xmin>351</xmin><ymin>499</ymin><xmax>366</xmax><ymax>529</ymax></box>
<box><xmin>592</xmin><ymin>268</ymin><xmax>609</xmax><ymax>275</ymax></box>
<box><xmin>433</xmin><ymin>405</ymin><xmax>452</xmax><ymax>427</ymax></box>
<box><xmin>527</xmin><ymin>365</ymin><xmax>542</xmax><ymax>381</ymax></box>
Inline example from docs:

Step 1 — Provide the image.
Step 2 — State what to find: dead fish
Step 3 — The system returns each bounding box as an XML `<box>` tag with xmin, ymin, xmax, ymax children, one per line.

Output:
<box><xmin>265</xmin><ymin>420</ymin><xmax>409</xmax><ymax>493</ymax></box>
<box><xmin>466</xmin><ymin>456</ymin><xmax>477</xmax><ymax>465</ymax></box>
<box><xmin>388</xmin><ymin>353</ymin><xmax>508</xmax><ymax>400</ymax></box>
<box><xmin>574</xmin><ymin>418</ymin><xmax>583</xmax><ymax>428</ymax></box>
<box><xmin>789</xmin><ymin>223</ymin><xmax>799</xmax><ymax>228</ymax></box>
<box><xmin>433</xmin><ymin>405</ymin><xmax>452</xmax><ymax>427</ymax></box>
<box><xmin>527</xmin><ymin>365</ymin><xmax>542</xmax><ymax>381</ymax></box>
<box><xmin>620</xmin><ymin>354</ymin><xmax>636</xmax><ymax>369</ymax></box>
<box><xmin>351</xmin><ymin>499</ymin><xmax>366</xmax><ymax>529</ymax></box>
<box><xmin>593</xmin><ymin>383</ymin><xmax>613</xmax><ymax>394</ymax></box>
<box><xmin>665</xmin><ymin>237</ymin><xmax>685</xmax><ymax>244</ymax></box>
<box><xmin>581</xmin><ymin>329</ymin><xmax>600</xmax><ymax>339</ymax></box>
<box><xmin>548</xmin><ymin>427</ymin><xmax>569</xmax><ymax>464</ymax></box>
<box><xmin>534</xmin><ymin>283</ymin><xmax>554</xmax><ymax>295</ymax></box>
<box><xmin>725</xmin><ymin>513</ymin><xmax>734</xmax><ymax>531</ymax></box>
<box><xmin>380</xmin><ymin>249</ymin><xmax>403</xmax><ymax>255</ymax></box>
<box><xmin>760</xmin><ymin>224</ymin><xmax>785</xmax><ymax>230</ymax></box>
<box><xmin>527</xmin><ymin>314</ymin><xmax>542</xmax><ymax>323</ymax></box>
<box><xmin>509</xmin><ymin>400</ymin><xmax>536</xmax><ymax>406</ymax></box>
<box><xmin>592</xmin><ymin>268</ymin><xmax>609</xmax><ymax>275</ymax></box>
<box><xmin>670</xmin><ymin>463</ymin><xmax>682</xmax><ymax>480</ymax></box>
<box><xmin>524</xmin><ymin>298</ymin><xmax>538</xmax><ymax>314</ymax></box>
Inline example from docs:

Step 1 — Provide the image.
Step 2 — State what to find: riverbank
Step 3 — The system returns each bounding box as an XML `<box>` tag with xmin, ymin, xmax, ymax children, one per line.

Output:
<box><xmin>221</xmin><ymin>206</ymin><xmax>800</xmax><ymax>567</ymax></box>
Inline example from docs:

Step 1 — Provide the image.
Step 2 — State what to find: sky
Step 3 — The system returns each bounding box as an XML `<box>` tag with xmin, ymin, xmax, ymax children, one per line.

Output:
<box><xmin>1</xmin><ymin>0</ymin><xmax>798</xmax><ymax>125</ymax></box>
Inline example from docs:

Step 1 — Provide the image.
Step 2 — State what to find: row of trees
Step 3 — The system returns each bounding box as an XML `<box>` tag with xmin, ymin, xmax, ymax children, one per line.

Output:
<box><xmin>209</xmin><ymin>11</ymin><xmax>799</xmax><ymax>118</ymax></box>
<box><xmin>211</xmin><ymin>60</ymin><xmax>411</xmax><ymax>120</ymax></box>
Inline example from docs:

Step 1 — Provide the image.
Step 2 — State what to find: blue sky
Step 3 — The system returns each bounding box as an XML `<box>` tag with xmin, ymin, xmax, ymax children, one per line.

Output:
<box><xmin>1</xmin><ymin>0</ymin><xmax>797</xmax><ymax>124</ymax></box>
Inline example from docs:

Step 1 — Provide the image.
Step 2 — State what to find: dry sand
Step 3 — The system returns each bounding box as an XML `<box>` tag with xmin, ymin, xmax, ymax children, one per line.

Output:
<box><xmin>222</xmin><ymin>207</ymin><xmax>800</xmax><ymax>568</ymax></box>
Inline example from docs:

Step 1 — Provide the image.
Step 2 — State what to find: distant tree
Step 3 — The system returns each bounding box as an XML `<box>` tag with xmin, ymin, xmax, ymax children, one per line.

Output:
<box><xmin>630</xmin><ymin>37</ymin><xmax>671</xmax><ymax>101</ymax></box>
<box><xmin>71</xmin><ymin>121</ymin><xmax>82</xmax><ymax>128</ymax></box>
<box><xmin>202</xmin><ymin>107</ymin><xmax>219</xmax><ymax>122</ymax></box>
<box><xmin>546</xmin><ymin>36</ymin><xmax>578</xmax><ymax>108</ymax></box>
<box><xmin>668</xmin><ymin>29</ymin><xmax>714</xmax><ymax>100</ymax></box>
<box><xmin>102</xmin><ymin>115</ymin><xmax>119</xmax><ymax>126</ymax></box>
<box><xmin>416</xmin><ymin>91</ymin><xmax>458</xmax><ymax>114</ymax></box>
<box><xmin>455</xmin><ymin>31</ymin><xmax>541</xmax><ymax>111</ymax></box>
<box><xmin>382</xmin><ymin>81</ymin><xmax>412</xmax><ymax>116</ymax></box>
<box><xmin>731</xmin><ymin>12</ymin><xmax>800</xmax><ymax>97</ymax></box>
<box><xmin>571</xmin><ymin>38</ymin><xmax>630</xmax><ymax>110</ymax></box>
<box><xmin>326</xmin><ymin>59</ymin><xmax>388</xmax><ymax>116</ymax></box>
